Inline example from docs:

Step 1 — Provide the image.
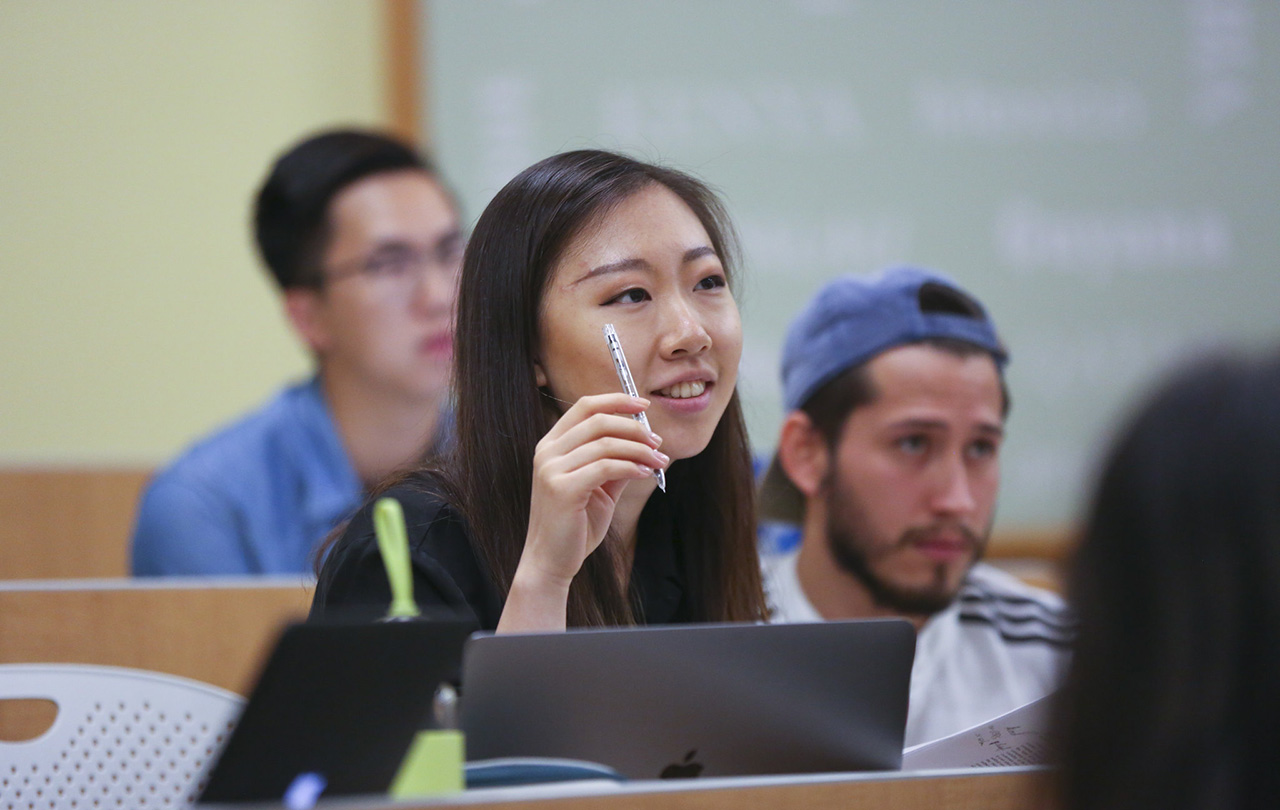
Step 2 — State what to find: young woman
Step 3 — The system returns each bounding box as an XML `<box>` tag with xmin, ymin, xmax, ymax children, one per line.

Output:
<box><xmin>312</xmin><ymin>150</ymin><xmax>767</xmax><ymax>631</ymax></box>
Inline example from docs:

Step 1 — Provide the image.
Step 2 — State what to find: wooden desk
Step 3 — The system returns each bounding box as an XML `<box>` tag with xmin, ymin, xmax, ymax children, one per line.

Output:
<box><xmin>0</xmin><ymin>577</ymin><xmax>314</xmax><ymax>695</ymax></box>
<box><xmin>0</xmin><ymin>467</ymin><xmax>151</xmax><ymax>579</ymax></box>
<box><xmin>249</xmin><ymin>767</ymin><xmax>1051</xmax><ymax>810</ymax></box>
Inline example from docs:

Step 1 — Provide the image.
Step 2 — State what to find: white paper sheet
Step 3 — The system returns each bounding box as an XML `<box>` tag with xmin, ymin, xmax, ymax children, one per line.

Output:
<box><xmin>900</xmin><ymin>693</ymin><xmax>1057</xmax><ymax>770</ymax></box>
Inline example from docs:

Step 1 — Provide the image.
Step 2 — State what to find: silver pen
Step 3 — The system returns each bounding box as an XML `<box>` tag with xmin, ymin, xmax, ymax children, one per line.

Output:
<box><xmin>603</xmin><ymin>323</ymin><xmax>666</xmax><ymax>492</ymax></box>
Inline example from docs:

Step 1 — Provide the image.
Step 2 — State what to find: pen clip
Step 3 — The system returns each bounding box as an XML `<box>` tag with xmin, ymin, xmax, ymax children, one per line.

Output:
<box><xmin>603</xmin><ymin>325</ymin><xmax>638</xmax><ymax>398</ymax></box>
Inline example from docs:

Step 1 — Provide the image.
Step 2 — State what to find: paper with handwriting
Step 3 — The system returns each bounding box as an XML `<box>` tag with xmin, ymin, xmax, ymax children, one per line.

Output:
<box><xmin>900</xmin><ymin>692</ymin><xmax>1056</xmax><ymax>770</ymax></box>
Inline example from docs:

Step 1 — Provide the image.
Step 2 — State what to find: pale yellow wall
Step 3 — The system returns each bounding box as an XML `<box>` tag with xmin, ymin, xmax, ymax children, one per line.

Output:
<box><xmin>0</xmin><ymin>1</ymin><xmax>389</xmax><ymax>464</ymax></box>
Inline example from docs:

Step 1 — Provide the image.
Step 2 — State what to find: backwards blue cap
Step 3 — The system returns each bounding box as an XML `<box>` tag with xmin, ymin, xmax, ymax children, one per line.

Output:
<box><xmin>781</xmin><ymin>266</ymin><xmax>1008</xmax><ymax>411</ymax></box>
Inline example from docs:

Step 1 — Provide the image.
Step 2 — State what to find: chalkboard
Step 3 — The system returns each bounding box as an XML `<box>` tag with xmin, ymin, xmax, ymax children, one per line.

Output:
<box><xmin>424</xmin><ymin>0</ymin><xmax>1279</xmax><ymax>528</ymax></box>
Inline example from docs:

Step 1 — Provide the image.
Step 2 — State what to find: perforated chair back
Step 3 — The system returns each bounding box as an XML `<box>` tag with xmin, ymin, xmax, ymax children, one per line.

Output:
<box><xmin>0</xmin><ymin>664</ymin><xmax>244</xmax><ymax>810</ymax></box>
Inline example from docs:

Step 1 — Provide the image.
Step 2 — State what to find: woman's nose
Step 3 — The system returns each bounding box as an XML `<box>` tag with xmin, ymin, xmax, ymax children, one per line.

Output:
<box><xmin>659</xmin><ymin>296</ymin><xmax>712</xmax><ymax>357</ymax></box>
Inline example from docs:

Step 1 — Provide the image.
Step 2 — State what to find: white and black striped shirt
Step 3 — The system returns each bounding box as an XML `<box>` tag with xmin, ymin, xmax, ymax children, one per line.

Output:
<box><xmin>763</xmin><ymin>554</ymin><xmax>1074</xmax><ymax>748</ymax></box>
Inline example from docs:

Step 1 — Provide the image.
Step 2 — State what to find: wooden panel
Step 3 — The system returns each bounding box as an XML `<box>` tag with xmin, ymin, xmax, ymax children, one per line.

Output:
<box><xmin>989</xmin><ymin>528</ymin><xmax>1075</xmax><ymax>562</ymax></box>
<box><xmin>987</xmin><ymin>528</ymin><xmax>1075</xmax><ymax>593</ymax></box>
<box><xmin>0</xmin><ymin>698</ymin><xmax>58</xmax><ymax>744</ymax></box>
<box><xmin>370</xmin><ymin>767</ymin><xmax>1053</xmax><ymax>810</ymax></box>
<box><xmin>0</xmin><ymin>467</ymin><xmax>151</xmax><ymax>580</ymax></box>
<box><xmin>0</xmin><ymin>580</ymin><xmax>314</xmax><ymax>696</ymax></box>
<box><xmin>386</xmin><ymin>0</ymin><xmax>422</xmax><ymax>144</ymax></box>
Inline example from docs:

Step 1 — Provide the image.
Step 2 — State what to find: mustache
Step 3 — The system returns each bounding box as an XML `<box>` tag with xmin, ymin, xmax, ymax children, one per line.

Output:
<box><xmin>897</xmin><ymin>524</ymin><xmax>983</xmax><ymax>550</ymax></box>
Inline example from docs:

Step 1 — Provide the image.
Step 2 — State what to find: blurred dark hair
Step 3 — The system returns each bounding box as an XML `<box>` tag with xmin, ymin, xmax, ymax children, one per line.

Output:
<box><xmin>253</xmin><ymin>128</ymin><xmax>438</xmax><ymax>289</ymax></box>
<box><xmin>1055</xmin><ymin>348</ymin><xmax>1280</xmax><ymax>810</ymax></box>
<box><xmin>321</xmin><ymin>149</ymin><xmax>766</xmax><ymax>626</ymax></box>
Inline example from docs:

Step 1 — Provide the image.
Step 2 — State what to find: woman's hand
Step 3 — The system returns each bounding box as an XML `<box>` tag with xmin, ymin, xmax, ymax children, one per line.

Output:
<box><xmin>497</xmin><ymin>393</ymin><xmax>669</xmax><ymax>632</ymax></box>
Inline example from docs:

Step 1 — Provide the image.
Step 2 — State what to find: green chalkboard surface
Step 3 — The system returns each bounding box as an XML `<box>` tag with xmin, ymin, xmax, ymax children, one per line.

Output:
<box><xmin>425</xmin><ymin>0</ymin><xmax>1279</xmax><ymax>529</ymax></box>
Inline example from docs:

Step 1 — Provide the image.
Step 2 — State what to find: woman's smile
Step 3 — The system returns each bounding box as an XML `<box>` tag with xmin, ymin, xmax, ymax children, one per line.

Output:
<box><xmin>535</xmin><ymin>183</ymin><xmax>742</xmax><ymax>462</ymax></box>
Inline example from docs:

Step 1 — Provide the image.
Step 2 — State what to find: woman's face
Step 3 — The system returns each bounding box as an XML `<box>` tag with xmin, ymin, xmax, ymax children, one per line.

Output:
<box><xmin>535</xmin><ymin>183</ymin><xmax>743</xmax><ymax>462</ymax></box>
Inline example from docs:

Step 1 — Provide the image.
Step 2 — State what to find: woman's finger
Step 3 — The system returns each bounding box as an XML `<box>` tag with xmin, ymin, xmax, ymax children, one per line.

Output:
<box><xmin>538</xmin><ymin>435</ymin><xmax>669</xmax><ymax>484</ymax></box>
<box><xmin>536</xmin><ymin>411</ymin><xmax>661</xmax><ymax>464</ymax></box>
<box><xmin>540</xmin><ymin>457</ymin><xmax>658</xmax><ymax>503</ymax></box>
<box><xmin>539</xmin><ymin>392</ymin><xmax>651</xmax><ymax>444</ymax></box>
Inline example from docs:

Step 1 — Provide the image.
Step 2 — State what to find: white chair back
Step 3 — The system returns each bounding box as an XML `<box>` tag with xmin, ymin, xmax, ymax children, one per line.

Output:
<box><xmin>0</xmin><ymin>664</ymin><xmax>244</xmax><ymax>809</ymax></box>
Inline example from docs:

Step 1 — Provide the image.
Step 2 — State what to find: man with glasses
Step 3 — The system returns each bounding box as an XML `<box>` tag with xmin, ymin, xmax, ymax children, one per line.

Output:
<box><xmin>132</xmin><ymin>129</ymin><xmax>462</xmax><ymax>576</ymax></box>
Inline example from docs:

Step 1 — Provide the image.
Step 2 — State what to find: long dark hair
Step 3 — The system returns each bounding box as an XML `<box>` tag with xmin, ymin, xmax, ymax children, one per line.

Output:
<box><xmin>1055</xmin><ymin>348</ymin><xmax>1280</xmax><ymax>810</ymax></box>
<box><xmin>424</xmin><ymin>150</ymin><xmax>764</xmax><ymax>626</ymax></box>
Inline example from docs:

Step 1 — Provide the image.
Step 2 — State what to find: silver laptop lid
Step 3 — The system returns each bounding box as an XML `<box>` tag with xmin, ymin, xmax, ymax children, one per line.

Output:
<box><xmin>460</xmin><ymin>619</ymin><xmax>915</xmax><ymax>779</ymax></box>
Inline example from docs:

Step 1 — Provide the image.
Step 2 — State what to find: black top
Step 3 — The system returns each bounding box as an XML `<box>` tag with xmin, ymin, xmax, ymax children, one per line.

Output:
<box><xmin>311</xmin><ymin>476</ymin><xmax>690</xmax><ymax>630</ymax></box>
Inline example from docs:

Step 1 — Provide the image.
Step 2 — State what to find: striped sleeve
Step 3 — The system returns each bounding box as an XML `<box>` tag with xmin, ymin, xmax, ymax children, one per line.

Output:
<box><xmin>955</xmin><ymin>573</ymin><xmax>1076</xmax><ymax>648</ymax></box>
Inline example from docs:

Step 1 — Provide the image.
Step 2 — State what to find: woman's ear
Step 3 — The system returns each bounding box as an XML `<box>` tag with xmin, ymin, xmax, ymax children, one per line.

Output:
<box><xmin>777</xmin><ymin>411</ymin><xmax>830</xmax><ymax>499</ymax></box>
<box><xmin>533</xmin><ymin>361</ymin><xmax>548</xmax><ymax>388</ymax></box>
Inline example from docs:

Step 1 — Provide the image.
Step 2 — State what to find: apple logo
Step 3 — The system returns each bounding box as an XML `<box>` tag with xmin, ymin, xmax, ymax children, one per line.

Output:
<box><xmin>659</xmin><ymin>749</ymin><xmax>704</xmax><ymax>779</ymax></box>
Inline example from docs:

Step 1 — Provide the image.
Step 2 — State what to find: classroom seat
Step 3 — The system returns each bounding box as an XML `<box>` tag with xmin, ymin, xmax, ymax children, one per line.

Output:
<box><xmin>0</xmin><ymin>663</ymin><xmax>243</xmax><ymax>809</ymax></box>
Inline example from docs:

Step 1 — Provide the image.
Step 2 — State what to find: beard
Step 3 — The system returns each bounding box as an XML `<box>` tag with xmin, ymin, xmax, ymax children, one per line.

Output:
<box><xmin>824</xmin><ymin>472</ymin><xmax>990</xmax><ymax>618</ymax></box>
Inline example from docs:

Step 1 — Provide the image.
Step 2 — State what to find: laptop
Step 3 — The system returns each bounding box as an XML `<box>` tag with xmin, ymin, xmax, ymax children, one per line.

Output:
<box><xmin>198</xmin><ymin>616</ymin><xmax>475</xmax><ymax>804</ymax></box>
<box><xmin>460</xmin><ymin>619</ymin><xmax>916</xmax><ymax>779</ymax></box>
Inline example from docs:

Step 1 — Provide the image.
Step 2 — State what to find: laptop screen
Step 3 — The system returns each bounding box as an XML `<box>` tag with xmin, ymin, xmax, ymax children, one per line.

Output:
<box><xmin>198</xmin><ymin>617</ymin><xmax>475</xmax><ymax>803</ymax></box>
<box><xmin>460</xmin><ymin>618</ymin><xmax>915</xmax><ymax>779</ymax></box>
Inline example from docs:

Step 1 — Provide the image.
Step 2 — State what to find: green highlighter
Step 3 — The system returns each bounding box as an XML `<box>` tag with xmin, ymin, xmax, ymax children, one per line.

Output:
<box><xmin>373</xmin><ymin>496</ymin><xmax>421</xmax><ymax>620</ymax></box>
<box><xmin>390</xmin><ymin>727</ymin><xmax>465</xmax><ymax>799</ymax></box>
<box><xmin>374</xmin><ymin>497</ymin><xmax>464</xmax><ymax>798</ymax></box>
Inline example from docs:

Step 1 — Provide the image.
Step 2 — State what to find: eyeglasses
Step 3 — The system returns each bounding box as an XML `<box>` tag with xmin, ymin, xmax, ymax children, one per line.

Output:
<box><xmin>323</xmin><ymin>233</ymin><xmax>465</xmax><ymax>294</ymax></box>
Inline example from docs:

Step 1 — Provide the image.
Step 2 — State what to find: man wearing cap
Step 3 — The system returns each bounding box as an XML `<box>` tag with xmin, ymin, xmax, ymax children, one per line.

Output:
<box><xmin>760</xmin><ymin>266</ymin><xmax>1072</xmax><ymax>748</ymax></box>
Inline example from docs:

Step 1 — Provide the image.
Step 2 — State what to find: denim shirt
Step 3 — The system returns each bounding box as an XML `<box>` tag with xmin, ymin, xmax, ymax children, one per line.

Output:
<box><xmin>131</xmin><ymin>377</ymin><xmax>362</xmax><ymax>576</ymax></box>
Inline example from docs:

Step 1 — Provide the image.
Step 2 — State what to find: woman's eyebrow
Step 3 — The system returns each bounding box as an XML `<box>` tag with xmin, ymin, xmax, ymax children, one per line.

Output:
<box><xmin>683</xmin><ymin>245</ymin><xmax>717</xmax><ymax>263</ymax></box>
<box><xmin>571</xmin><ymin>257</ymin><xmax>650</xmax><ymax>286</ymax></box>
<box><xmin>571</xmin><ymin>245</ymin><xmax>718</xmax><ymax>286</ymax></box>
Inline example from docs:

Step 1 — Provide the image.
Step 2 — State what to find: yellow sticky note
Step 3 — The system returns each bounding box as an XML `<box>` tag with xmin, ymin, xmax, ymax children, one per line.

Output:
<box><xmin>389</xmin><ymin>730</ymin><xmax>465</xmax><ymax>799</ymax></box>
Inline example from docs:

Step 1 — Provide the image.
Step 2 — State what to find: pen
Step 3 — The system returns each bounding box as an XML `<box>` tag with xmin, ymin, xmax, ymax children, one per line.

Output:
<box><xmin>603</xmin><ymin>324</ymin><xmax>666</xmax><ymax>492</ymax></box>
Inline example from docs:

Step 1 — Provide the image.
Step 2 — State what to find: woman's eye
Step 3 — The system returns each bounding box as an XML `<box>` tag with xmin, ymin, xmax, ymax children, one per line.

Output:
<box><xmin>607</xmin><ymin>288</ymin><xmax>649</xmax><ymax>305</ymax></box>
<box><xmin>694</xmin><ymin>274</ymin><xmax>727</xmax><ymax>291</ymax></box>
